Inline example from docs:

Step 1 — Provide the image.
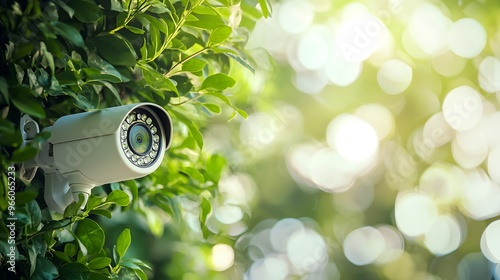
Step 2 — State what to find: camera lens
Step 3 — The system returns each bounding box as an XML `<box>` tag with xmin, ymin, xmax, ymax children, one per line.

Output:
<box><xmin>128</xmin><ymin>123</ymin><xmax>152</xmax><ymax>155</ymax></box>
<box><xmin>121</xmin><ymin>108</ymin><xmax>163</xmax><ymax>167</ymax></box>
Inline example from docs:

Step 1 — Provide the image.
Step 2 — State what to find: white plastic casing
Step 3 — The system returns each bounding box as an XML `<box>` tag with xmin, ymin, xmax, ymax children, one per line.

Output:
<box><xmin>39</xmin><ymin>103</ymin><xmax>172</xmax><ymax>213</ymax></box>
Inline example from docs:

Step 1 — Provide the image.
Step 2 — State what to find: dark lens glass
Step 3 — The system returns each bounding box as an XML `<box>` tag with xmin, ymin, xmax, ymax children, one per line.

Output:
<box><xmin>128</xmin><ymin>123</ymin><xmax>152</xmax><ymax>155</ymax></box>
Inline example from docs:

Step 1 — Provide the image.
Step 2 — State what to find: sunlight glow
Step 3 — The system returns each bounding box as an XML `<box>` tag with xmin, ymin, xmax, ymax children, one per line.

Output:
<box><xmin>377</xmin><ymin>59</ymin><xmax>413</xmax><ymax>95</ymax></box>
<box><xmin>376</xmin><ymin>226</ymin><xmax>404</xmax><ymax>264</ymax></box>
<box><xmin>211</xmin><ymin>243</ymin><xmax>235</xmax><ymax>271</ymax></box>
<box><xmin>343</xmin><ymin>226</ymin><xmax>385</xmax><ymax>265</ymax></box>
<box><xmin>478</xmin><ymin>56</ymin><xmax>500</xmax><ymax>93</ymax></box>
<box><xmin>442</xmin><ymin>86</ymin><xmax>483</xmax><ymax>131</ymax></box>
<box><xmin>278</xmin><ymin>0</ymin><xmax>314</xmax><ymax>35</ymax></box>
<box><xmin>423</xmin><ymin>215</ymin><xmax>462</xmax><ymax>255</ymax></box>
<box><xmin>408</xmin><ymin>3</ymin><xmax>451</xmax><ymax>56</ymax></box>
<box><xmin>460</xmin><ymin>168</ymin><xmax>500</xmax><ymax>220</ymax></box>
<box><xmin>327</xmin><ymin>114</ymin><xmax>379</xmax><ymax>163</ymax></box>
<box><xmin>287</xmin><ymin>228</ymin><xmax>328</xmax><ymax>272</ymax></box>
<box><xmin>481</xmin><ymin>220</ymin><xmax>500</xmax><ymax>263</ymax></box>
<box><xmin>395</xmin><ymin>192</ymin><xmax>438</xmax><ymax>237</ymax></box>
<box><xmin>297</xmin><ymin>26</ymin><xmax>331</xmax><ymax>70</ymax></box>
<box><xmin>448</xmin><ymin>18</ymin><xmax>486</xmax><ymax>58</ymax></box>
<box><xmin>419</xmin><ymin>162</ymin><xmax>464</xmax><ymax>204</ymax></box>
<box><xmin>355</xmin><ymin>103</ymin><xmax>394</xmax><ymax>140</ymax></box>
<box><xmin>422</xmin><ymin>112</ymin><xmax>454</xmax><ymax>149</ymax></box>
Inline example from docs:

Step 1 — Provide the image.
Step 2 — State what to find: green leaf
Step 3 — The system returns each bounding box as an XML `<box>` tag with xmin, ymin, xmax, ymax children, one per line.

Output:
<box><xmin>148</xmin><ymin>1</ymin><xmax>169</xmax><ymax>13</ymax></box>
<box><xmin>109</xmin><ymin>0</ymin><xmax>123</xmax><ymax>11</ymax></box>
<box><xmin>205</xmin><ymin>91</ymin><xmax>231</xmax><ymax>106</ymax></box>
<box><xmin>185</xmin><ymin>13</ymin><xmax>225</xmax><ymax>30</ymax></box>
<box><xmin>53</xmin><ymin>251</ymin><xmax>71</xmax><ymax>263</ymax></box>
<box><xmin>127</xmin><ymin>258</ymin><xmax>152</xmax><ymax>270</ymax></box>
<box><xmin>142</xmin><ymin>66</ymin><xmax>178</xmax><ymax>96</ymax></box>
<box><xmin>0</xmin><ymin>77</ymin><xmax>8</xmax><ymax>103</ymax></box>
<box><xmin>87</xmin><ymin>53</ymin><xmax>123</xmax><ymax>81</ymax></box>
<box><xmin>140</xmin><ymin>39</ymin><xmax>148</xmax><ymax>61</ymax></box>
<box><xmin>208</xmin><ymin>26</ymin><xmax>232</xmax><ymax>46</ymax></box>
<box><xmin>50</xmin><ymin>21</ymin><xmax>85</xmax><ymax>47</ymax></box>
<box><xmin>68</xmin><ymin>0</ymin><xmax>103</xmax><ymax>23</ymax></box>
<box><xmin>258</xmin><ymin>0</ymin><xmax>272</xmax><ymax>18</ymax></box>
<box><xmin>236</xmin><ymin>108</ymin><xmax>248</xmax><ymax>119</ymax></box>
<box><xmin>85</xmin><ymin>195</ymin><xmax>104</xmax><ymax>211</ymax></box>
<box><xmin>202</xmin><ymin>103</ymin><xmax>221</xmax><ymax>114</ymax></box>
<box><xmin>136</xmin><ymin>14</ymin><xmax>169</xmax><ymax>34</ymax></box>
<box><xmin>73</xmin><ymin>91</ymin><xmax>99</xmax><ymax>110</ymax></box>
<box><xmin>82</xmin><ymin>68</ymin><xmax>122</xmax><ymax>83</ymax></box>
<box><xmin>59</xmin><ymin>262</ymin><xmax>90</xmax><ymax>279</ymax></box>
<box><xmin>181</xmin><ymin>58</ymin><xmax>207</xmax><ymax>72</ymax></box>
<box><xmin>63</xmin><ymin>194</ymin><xmax>85</xmax><ymax>218</ymax></box>
<box><xmin>15</xmin><ymin>191</ymin><xmax>38</xmax><ymax>205</ymax></box>
<box><xmin>42</xmin><ymin>219</ymin><xmax>71</xmax><ymax>232</ymax></box>
<box><xmin>181</xmin><ymin>166</ymin><xmax>205</xmax><ymax>182</ymax></box>
<box><xmin>63</xmin><ymin>201</ymin><xmax>79</xmax><ymax>218</ymax></box>
<box><xmin>116</xmin><ymin>11</ymin><xmax>127</xmax><ymax>27</ymax></box>
<box><xmin>199</xmin><ymin>195</ymin><xmax>211</xmax><ymax>228</ymax></box>
<box><xmin>142</xmin><ymin>207</ymin><xmax>163</xmax><ymax>237</ymax></box>
<box><xmin>54</xmin><ymin>0</ymin><xmax>75</xmax><ymax>17</ymax></box>
<box><xmin>116</xmin><ymin>228</ymin><xmax>131</xmax><ymax>261</ymax></box>
<box><xmin>10</xmin><ymin>146</ymin><xmax>38</xmax><ymax>163</ymax></box>
<box><xmin>206</xmin><ymin>154</ymin><xmax>226</xmax><ymax>183</ymax></box>
<box><xmin>90</xmin><ymin>209</ymin><xmax>112</xmax><ymax>218</ymax></box>
<box><xmin>120</xmin><ymin>261</ymin><xmax>141</xmax><ymax>270</ymax></box>
<box><xmin>75</xmin><ymin>218</ymin><xmax>105</xmax><ymax>256</ymax></box>
<box><xmin>88</xmin><ymin>257</ymin><xmax>111</xmax><ymax>269</ymax></box>
<box><xmin>95</xmin><ymin>33</ymin><xmax>136</xmax><ymax>67</ymax></box>
<box><xmin>201</xmin><ymin>73</ymin><xmax>236</xmax><ymax>91</ymax></box>
<box><xmin>12</xmin><ymin>42</ymin><xmax>34</xmax><ymax>60</ymax></box>
<box><xmin>31</xmin><ymin>131</ymin><xmax>51</xmax><ymax>145</ymax></box>
<box><xmin>106</xmin><ymin>190</ymin><xmax>130</xmax><ymax>206</ymax></box>
<box><xmin>223</xmin><ymin>52</ymin><xmax>255</xmax><ymax>74</ymax></box>
<box><xmin>125</xmin><ymin>25</ymin><xmax>145</xmax><ymax>34</ymax></box>
<box><xmin>121</xmin><ymin>180</ymin><xmax>138</xmax><ymax>207</ymax></box>
<box><xmin>10</xmin><ymin>87</ymin><xmax>46</xmax><ymax>118</ymax></box>
<box><xmin>134</xmin><ymin>268</ymin><xmax>148</xmax><ymax>280</ymax></box>
<box><xmin>26</xmin><ymin>201</ymin><xmax>42</xmax><ymax>232</ymax></box>
<box><xmin>150</xmin><ymin>25</ymin><xmax>161</xmax><ymax>54</ymax></box>
<box><xmin>31</xmin><ymin>258</ymin><xmax>59</xmax><ymax>280</ymax></box>
<box><xmin>64</xmin><ymin>243</ymin><xmax>79</xmax><ymax>257</ymax></box>
<box><xmin>170</xmin><ymin>109</ymin><xmax>203</xmax><ymax>149</ymax></box>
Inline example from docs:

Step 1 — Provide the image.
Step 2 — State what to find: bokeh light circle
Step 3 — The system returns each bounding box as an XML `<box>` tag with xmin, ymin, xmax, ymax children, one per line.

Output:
<box><xmin>377</xmin><ymin>59</ymin><xmax>413</xmax><ymax>95</ymax></box>
<box><xmin>442</xmin><ymin>86</ymin><xmax>483</xmax><ymax>131</ymax></box>
<box><xmin>327</xmin><ymin>114</ymin><xmax>379</xmax><ymax>163</ymax></box>
<box><xmin>343</xmin><ymin>226</ymin><xmax>385</xmax><ymax>265</ymax></box>
<box><xmin>395</xmin><ymin>192</ymin><xmax>438</xmax><ymax>237</ymax></box>
<box><xmin>211</xmin><ymin>243</ymin><xmax>235</xmax><ymax>271</ymax></box>
<box><xmin>481</xmin><ymin>220</ymin><xmax>500</xmax><ymax>263</ymax></box>
<box><xmin>448</xmin><ymin>18</ymin><xmax>486</xmax><ymax>58</ymax></box>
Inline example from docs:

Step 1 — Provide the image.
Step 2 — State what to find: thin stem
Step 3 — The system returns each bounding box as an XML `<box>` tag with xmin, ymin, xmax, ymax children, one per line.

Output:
<box><xmin>163</xmin><ymin>47</ymin><xmax>209</xmax><ymax>78</ymax></box>
<box><xmin>169</xmin><ymin>91</ymin><xmax>206</xmax><ymax>106</ymax></box>
<box><xmin>17</xmin><ymin>218</ymin><xmax>72</xmax><ymax>244</ymax></box>
<box><xmin>110</xmin><ymin>0</ymin><xmax>151</xmax><ymax>34</ymax></box>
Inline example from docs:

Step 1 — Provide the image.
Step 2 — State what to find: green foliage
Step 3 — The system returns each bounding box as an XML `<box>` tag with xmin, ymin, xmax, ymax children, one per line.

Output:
<box><xmin>0</xmin><ymin>0</ymin><xmax>265</xmax><ymax>278</ymax></box>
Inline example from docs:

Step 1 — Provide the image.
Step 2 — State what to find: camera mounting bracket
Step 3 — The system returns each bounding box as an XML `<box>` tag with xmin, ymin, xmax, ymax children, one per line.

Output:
<box><xmin>19</xmin><ymin>115</ymin><xmax>40</xmax><ymax>183</ymax></box>
<box><xmin>19</xmin><ymin>115</ymin><xmax>90</xmax><ymax>215</ymax></box>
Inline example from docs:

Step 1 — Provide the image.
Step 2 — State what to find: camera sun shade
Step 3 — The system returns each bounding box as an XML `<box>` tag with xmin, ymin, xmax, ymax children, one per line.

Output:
<box><xmin>22</xmin><ymin>103</ymin><xmax>173</xmax><ymax>214</ymax></box>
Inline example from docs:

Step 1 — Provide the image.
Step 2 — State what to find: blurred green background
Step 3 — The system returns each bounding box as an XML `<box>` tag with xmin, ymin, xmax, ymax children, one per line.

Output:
<box><xmin>101</xmin><ymin>0</ymin><xmax>500</xmax><ymax>279</ymax></box>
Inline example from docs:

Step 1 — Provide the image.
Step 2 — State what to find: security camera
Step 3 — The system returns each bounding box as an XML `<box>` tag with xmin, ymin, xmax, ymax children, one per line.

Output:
<box><xmin>21</xmin><ymin>103</ymin><xmax>172</xmax><ymax>213</ymax></box>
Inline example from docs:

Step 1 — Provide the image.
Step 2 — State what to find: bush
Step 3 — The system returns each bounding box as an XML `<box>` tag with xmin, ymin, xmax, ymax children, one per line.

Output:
<box><xmin>0</xmin><ymin>0</ymin><xmax>270</xmax><ymax>278</ymax></box>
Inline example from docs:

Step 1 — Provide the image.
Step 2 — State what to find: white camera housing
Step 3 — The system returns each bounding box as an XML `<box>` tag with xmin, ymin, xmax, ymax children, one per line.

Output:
<box><xmin>22</xmin><ymin>103</ymin><xmax>172</xmax><ymax>213</ymax></box>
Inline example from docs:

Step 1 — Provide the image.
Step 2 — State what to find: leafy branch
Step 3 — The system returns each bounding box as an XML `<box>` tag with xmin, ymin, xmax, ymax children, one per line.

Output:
<box><xmin>145</xmin><ymin>0</ymin><xmax>206</xmax><ymax>63</ymax></box>
<box><xmin>109</xmin><ymin>0</ymin><xmax>152</xmax><ymax>34</ymax></box>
